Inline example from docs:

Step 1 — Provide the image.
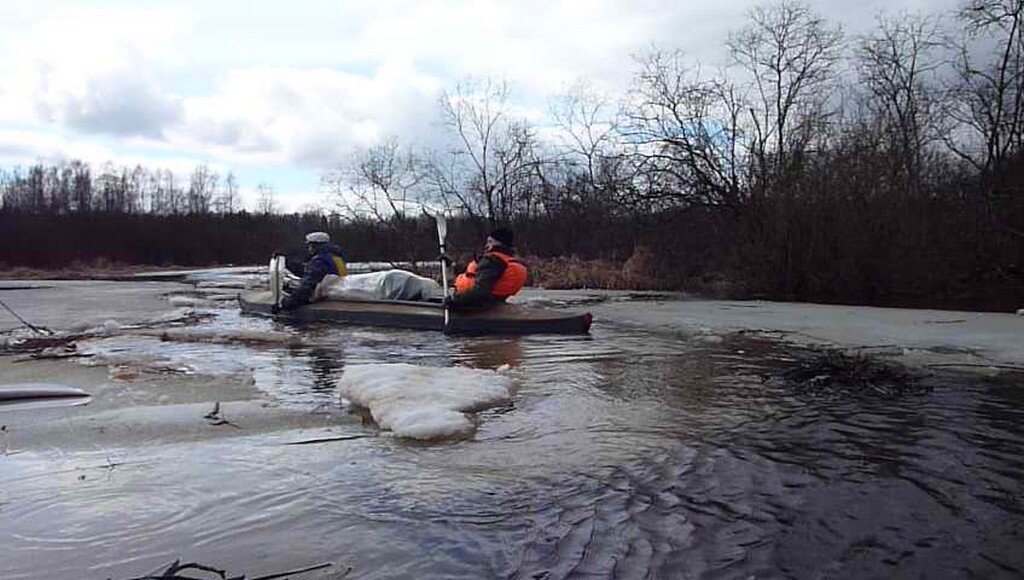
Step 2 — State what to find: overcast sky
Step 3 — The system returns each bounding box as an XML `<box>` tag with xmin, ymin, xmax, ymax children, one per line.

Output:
<box><xmin>0</xmin><ymin>0</ymin><xmax>962</xmax><ymax>211</ymax></box>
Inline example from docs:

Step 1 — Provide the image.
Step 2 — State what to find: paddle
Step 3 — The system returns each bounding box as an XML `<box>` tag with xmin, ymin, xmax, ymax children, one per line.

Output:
<box><xmin>423</xmin><ymin>208</ymin><xmax>452</xmax><ymax>329</ymax></box>
<box><xmin>270</xmin><ymin>254</ymin><xmax>283</xmax><ymax>312</ymax></box>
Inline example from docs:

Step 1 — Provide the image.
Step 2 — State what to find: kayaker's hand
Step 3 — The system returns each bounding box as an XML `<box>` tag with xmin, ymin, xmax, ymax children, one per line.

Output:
<box><xmin>271</xmin><ymin>304</ymin><xmax>281</xmax><ymax>315</ymax></box>
<box><xmin>442</xmin><ymin>296</ymin><xmax>455</xmax><ymax>308</ymax></box>
<box><xmin>438</xmin><ymin>254</ymin><xmax>453</xmax><ymax>266</ymax></box>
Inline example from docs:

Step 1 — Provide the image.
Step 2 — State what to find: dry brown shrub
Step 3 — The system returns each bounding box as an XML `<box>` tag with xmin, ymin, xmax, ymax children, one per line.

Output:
<box><xmin>622</xmin><ymin>244</ymin><xmax>657</xmax><ymax>286</ymax></box>
<box><xmin>0</xmin><ymin>261</ymin><xmax>192</xmax><ymax>280</ymax></box>
<box><xmin>524</xmin><ymin>251</ymin><xmax>745</xmax><ymax>295</ymax></box>
<box><xmin>526</xmin><ymin>256</ymin><xmax>622</xmax><ymax>289</ymax></box>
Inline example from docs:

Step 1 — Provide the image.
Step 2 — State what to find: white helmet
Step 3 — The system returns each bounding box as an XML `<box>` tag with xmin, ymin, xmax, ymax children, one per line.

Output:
<box><xmin>305</xmin><ymin>231</ymin><xmax>330</xmax><ymax>244</ymax></box>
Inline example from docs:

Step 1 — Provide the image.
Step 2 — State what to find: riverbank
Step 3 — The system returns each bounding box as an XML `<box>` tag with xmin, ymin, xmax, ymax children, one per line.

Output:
<box><xmin>6</xmin><ymin>258</ymin><xmax>1020</xmax><ymax>315</ymax></box>
<box><xmin>0</xmin><ymin>261</ymin><xmax>220</xmax><ymax>281</ymax></box>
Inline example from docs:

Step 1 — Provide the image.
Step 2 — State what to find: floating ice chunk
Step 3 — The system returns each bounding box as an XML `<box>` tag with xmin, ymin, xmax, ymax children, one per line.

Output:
<box><xmin>168</xmin><ymin>296</ymin><xmax>200</xmax><ymax>307</ymax></box>
<box><xmin>1017</xmin><ymin>308</ymin><xmax>1023</xmax><ymax>316</ymax></box>
<box><xmin>167</xmin><ymin>296</ymin><xmax>226</xmax><ymax>309</ymax></box>
<box><xmin>103</xmin><ymin>320</ymin><xmax>121</xmax><ymax>332</ymax></box>
<box><xmin>337</xmin><ymin>363</ymin><xmax>513</xmax><ymax>440</ymax></box>
<box><xmin>154</xmin><ymin>308</ymin><xmax>196</xmax><ymax>323</ymax></box>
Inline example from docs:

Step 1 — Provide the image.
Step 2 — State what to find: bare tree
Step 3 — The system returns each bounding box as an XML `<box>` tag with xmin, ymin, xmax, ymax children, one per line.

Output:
<box><xmin>187</xmin><ymin>164</ymin><xmax>216</xmax><ymax>214</ymax></box>
<box><xmin>946</xmin><ymin>0</ymin><xmax>1024</xmax><ymax>174</ymax></box>
<box><xmin>126</xmin><ymin>165</ymin><xmax>147</xmax><ymax>213</ymax></box>
<box><xmin>45</xmin><ymin>162</ymin><xmax>71</xmax><ymax>214</ymax></box>
<box><xmin>435</xmin><ymin>77</ymin><xmax>543</xmax><ymax>222</ymax></box>
<box><xmin>256</xmin><ymin>182</ymin><xmax>278</xmax><ymax>215</ymax></box>
<box><xmin>622</xmin><ymin>50</ymin><xmax>747</xmax><ymax>209</ymax></box>
<box><xmin>857</xmin><ymin>12</ymin><xmax>944</xmax><ymax>190</ymax></box>
<box><xmin>219</xmin><ymin>171</ymin><xmax>239</xmax><ymax>214</ymax></box>
<box><xmin>95</xmin><ymin>162</ymin><xmax>122</xmax><ymax>212</ymax></box>
<box><xmin>71</xmin><ymin>161</ymin><xmax>91</xmax><ymax>212</ymax></box>
<box><xmin>323</xmin><ymin>138</ymin><xmax>425</xmax><ymax>221</ymax></box>
<box><xmin>727</xmin><ymin>0</ymin><xmax>844</xmax><ymax>179</ymax></box>
<box><xmin>421</xmin><ymin>148</ymin><xmax>472</xmax><ymax>215</ymax></box>
<box><xmin>550</xmin><ymin>79</ymin><xmax>622</xmax><ymax>197</ymax></box>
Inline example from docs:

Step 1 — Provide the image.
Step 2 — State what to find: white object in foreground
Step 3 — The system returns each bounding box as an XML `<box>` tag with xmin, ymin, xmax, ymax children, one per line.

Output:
<box><xmin>338</xmin><ymin>363</ymin><xmax>513</xmax><ymax>440</ymax></box>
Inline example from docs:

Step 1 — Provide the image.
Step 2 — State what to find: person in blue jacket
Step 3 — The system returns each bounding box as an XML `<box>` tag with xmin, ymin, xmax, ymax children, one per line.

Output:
<box><xmin>274</xmin><ymin>231</ymin><xmax>347</xmax><ymax>313</ymax></box>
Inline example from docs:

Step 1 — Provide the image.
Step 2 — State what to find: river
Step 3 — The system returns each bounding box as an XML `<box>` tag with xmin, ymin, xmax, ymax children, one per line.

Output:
<box><xmin>1</xmin><ymin>270</ymin><xmax>1022</xmax><ymax>579</ymax></box>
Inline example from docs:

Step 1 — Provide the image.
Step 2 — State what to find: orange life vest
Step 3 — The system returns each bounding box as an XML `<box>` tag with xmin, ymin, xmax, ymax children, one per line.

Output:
<box><xmin>454</xmin><ymin>251</ymin><xmax>527</xmax><ymax>298</ymax></box>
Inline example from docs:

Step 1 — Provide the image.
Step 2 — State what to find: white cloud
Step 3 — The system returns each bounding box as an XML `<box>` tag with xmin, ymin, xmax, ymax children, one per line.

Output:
<box><xmin>174</xmin><ymin>62</ymin><xmax>444</xmax><ymax>168</ymax></box>
<box><xmin>0</xmin><ymin>129</ymin><xmax>230</xmax><ymax>181</ymax></box>
<box><xmin>0</xmin><ymin>6</ymin><xmax>186</xmax><ymax>138</ymax></box>
<box><xmin>0</xmin><ymin>128</ymin><xmax>112</xmax><ymax>164</ymax></box>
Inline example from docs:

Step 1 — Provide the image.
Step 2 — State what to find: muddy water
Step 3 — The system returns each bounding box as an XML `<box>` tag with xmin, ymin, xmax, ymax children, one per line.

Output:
<box><xmin>2</xmin><ymin>294</ymin><xmax>1023</xmax><ymax>578</ymax></box>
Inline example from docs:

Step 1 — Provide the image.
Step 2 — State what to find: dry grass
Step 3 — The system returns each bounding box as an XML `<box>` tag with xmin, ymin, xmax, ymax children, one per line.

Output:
<box><xmin>0</xmin><ymin>260</ymin><xmax>204</xmax><ymax>280</ymax></box>
<box><xmin>526</xmin><ymin>255</ymin><xmax>670</xmax><ymax>291</ymax></box>
<box><xmin>525</xmin><ymin>245</ymin><xmax>747</xmax><ymax>297</ymax></box>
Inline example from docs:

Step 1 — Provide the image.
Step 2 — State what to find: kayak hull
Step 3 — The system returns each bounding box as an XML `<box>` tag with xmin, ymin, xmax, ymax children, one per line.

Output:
<box><xmin>238</xmin><ymin>291</ymin><xmax>592</xmax><ymax>334</ymax></box>
<box><xmin>0</xmin><ymin>384</ymin><xmax>89</xmax><ymax>401</ymax></box>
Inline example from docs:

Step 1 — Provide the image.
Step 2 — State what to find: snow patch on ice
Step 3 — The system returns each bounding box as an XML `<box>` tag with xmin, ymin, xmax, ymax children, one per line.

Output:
<box><xmin>337</xmin><ymin>363</ymin><xmax>513</xmax><ymax>440</ymax></box>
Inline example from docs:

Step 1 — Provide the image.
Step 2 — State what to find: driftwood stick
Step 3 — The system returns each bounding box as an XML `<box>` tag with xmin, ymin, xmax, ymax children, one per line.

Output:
<box><xmin>282</xmin><ymin>435</ymin><xmax>371</xmax><ymax>446</ymax></box>
<box><xmin>0</xmin><ymin>297</ymin><xmax>52</xmax><ymax>335</ymax></box>
<box><xmin>250</xmin><ymin>562</ymin><xmax>337</xmax><ymax>580</ymax></box>
<box><xmin>119</xmin><ymin>559</ymin><xmax>337</xmax><ymax>580</ymax></box>
<box><xmin>926</xmin><ymin>362</ymin><xmax>1024</xmax><ymax>371</ymax></box>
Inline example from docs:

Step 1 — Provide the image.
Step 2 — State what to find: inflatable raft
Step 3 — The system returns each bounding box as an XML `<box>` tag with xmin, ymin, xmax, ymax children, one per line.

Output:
<box><xmin>238</xmin><ymin>291</ymin><xmax>593</xmax><ymax>334</ymax></box>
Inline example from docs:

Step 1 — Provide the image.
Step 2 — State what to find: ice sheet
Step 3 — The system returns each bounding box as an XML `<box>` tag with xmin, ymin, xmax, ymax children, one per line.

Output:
<box><xmin>337</xmin><ymin>363</ymin><xmax>513</xmax><ymax>440</ymax></box>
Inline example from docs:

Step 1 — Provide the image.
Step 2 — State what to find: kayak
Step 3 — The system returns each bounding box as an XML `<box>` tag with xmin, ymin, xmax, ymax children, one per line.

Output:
<box><xmin>238</xmin><ymin>291</ymin><xmax>593</xmax><ymax>334</ymax></box>
<box><xmin>0</xmin><ymin>384</ymin><xmax>90</xmax><ymax>401</ymax></box>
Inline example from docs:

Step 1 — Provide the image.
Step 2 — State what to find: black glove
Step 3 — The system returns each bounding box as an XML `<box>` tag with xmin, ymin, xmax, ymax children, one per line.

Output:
<box><xmin>271</xmin><ymin>304</ymin><xmax>281</xmax><ymax>315</ymax></box>
<box><xmin>442</xmin><ymin>296</ymin><xmax>455</xmax><ymax>308</ymax></box>
<box><xmin>438</xmin><ymin>254</ymin><xmax>453</xmax><ymax>266</ymax></box>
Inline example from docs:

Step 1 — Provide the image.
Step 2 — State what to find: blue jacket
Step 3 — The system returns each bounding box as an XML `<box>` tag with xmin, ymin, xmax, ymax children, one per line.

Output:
<box><xmin>280</xmin><ymin>245</ymin><xmax>346</xmax><ymax>309</ymax></box>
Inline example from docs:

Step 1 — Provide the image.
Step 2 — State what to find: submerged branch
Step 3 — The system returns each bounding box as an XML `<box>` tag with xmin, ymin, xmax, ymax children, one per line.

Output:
<box><xmin>117</xmin><ymin>559</ymin><xmax>340</xmax><ymax>580</ymax></box>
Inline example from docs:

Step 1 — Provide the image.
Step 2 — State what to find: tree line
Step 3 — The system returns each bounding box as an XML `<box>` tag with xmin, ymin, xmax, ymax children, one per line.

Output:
<box><xmin>0</xmin><ymin>160</ymin><xmax>284</xmax><ymax>215</ymax></box>
<box><xmin>322</xmin><ymin>0</ymin><xmax>1023</xmax><ymax>310</ymax></box>
<box><xmin>1</xmin><ymin>0</ymin><xmax>1022</xmax><ymax>311</ymax></box>
<box><xmin>327</xmin><ymin>1</ymin><xmax>1022</xmax><ymax>221</ymax></box>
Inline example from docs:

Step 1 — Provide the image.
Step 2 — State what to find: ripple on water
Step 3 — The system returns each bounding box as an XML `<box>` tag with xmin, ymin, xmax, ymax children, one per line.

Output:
<box><xmin>4</xmin><ymin>285</ymin><xmax>1023</xmax><ymax>579</ymax></box>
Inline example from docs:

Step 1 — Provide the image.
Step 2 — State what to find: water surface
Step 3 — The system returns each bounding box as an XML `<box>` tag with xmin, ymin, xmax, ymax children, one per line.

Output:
<box><xmin>1</xmin><ymin>281</ymin><xmax>1022</xmax><ymax>579</ymax></box>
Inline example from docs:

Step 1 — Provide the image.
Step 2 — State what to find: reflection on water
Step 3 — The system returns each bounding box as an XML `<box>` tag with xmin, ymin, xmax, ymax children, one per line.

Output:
<box><xmin>2</xmin><ymin>296</ymin><xmax>1023</xmax><ymax>579</ymax></box>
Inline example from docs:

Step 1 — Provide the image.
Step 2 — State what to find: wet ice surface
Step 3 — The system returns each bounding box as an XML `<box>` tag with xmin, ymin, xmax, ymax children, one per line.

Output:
<box><xmin>1</xmin><ymin>272</ymin><xmax>1023</xmax><ymax>579</ymax></box>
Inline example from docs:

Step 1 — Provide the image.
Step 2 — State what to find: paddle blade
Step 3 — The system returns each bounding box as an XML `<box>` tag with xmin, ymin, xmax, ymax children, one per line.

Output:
<box><xmin>269</xmin><ymin>255</ymin><xmax>284</xmax><ymax>307</ymax></box>
<box><xmin>434</xmin><ymin>214</ymin><xmax>448</xmax><ymax>246</ymax></box>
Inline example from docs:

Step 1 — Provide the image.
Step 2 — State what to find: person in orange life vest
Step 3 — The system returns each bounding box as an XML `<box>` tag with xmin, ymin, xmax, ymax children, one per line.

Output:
<box><xmin>274</xmin><ymin>231</ymin><xmax>347</xmax><ymax>313</ymax></box>
<box><xmin>443</xmin><ymin>227</ymin><xmax>527</xmax><ymax>309</ymax></box>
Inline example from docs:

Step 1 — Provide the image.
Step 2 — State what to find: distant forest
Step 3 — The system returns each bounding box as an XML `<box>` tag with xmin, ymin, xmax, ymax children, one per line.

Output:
<box><xmin>2</xmin><ymin>0</ymin><xmax>1022</xmax><ymax>311</ymax></box>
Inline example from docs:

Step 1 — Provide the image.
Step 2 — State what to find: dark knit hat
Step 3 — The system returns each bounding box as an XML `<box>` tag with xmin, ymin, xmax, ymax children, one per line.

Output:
<box><xmin>488</xmin><ymin>227</ymin><xmax>515</xmax><ymax>247</ymax></box>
